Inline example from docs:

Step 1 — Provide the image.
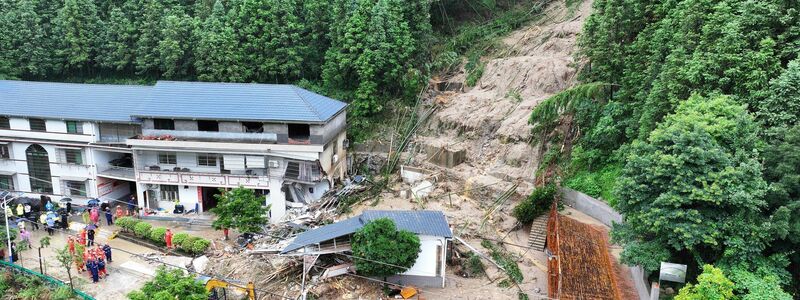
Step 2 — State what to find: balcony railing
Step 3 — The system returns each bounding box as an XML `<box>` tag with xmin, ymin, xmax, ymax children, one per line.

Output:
<box><xmin>141</xmin><ymin>129</ymin><xmax>278</xmax><ymax>143</ymax></box>
<box><xmin>97</xmin><ymin>166</ymin><xmax>135</xmax><ymax>181</ymax></box>
<box><xmin>136</xmin><ymin>169</ymin><xmax>270</xmax><ymax>189</ymax></box>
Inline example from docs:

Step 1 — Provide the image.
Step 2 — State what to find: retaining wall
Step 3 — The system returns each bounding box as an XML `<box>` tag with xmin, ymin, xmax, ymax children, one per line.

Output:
<box><xmin>559</xmin><ymin>187</ymin><xmax>651</xmax><ymax>300</ymax></box>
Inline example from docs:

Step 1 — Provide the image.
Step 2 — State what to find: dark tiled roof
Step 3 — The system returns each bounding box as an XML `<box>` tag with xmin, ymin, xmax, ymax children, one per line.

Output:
<box><xmin>281</xmin><ymin>210</ymin><xmax>452</xmax><ymax>254</ymax></box>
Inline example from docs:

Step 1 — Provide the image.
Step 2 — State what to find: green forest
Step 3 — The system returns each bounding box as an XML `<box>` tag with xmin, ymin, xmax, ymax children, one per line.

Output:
<box><xmin>0</xmin><ymin>0</ymin><xmax>546</xmax><ymax>138</ymax></box>
<box><xmin>530</xmin><ymin>0</ymin><xmax>800</xmax><ymax>296</ymax></box>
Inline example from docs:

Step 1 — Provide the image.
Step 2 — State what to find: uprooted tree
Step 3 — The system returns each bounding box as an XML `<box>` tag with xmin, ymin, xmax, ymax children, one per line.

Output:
<box><xmin>351</xmin><ymin>218</ymin><xmax>420</xmax><ymax>277</ymax></box>
<box><xmin>210</xmin><ymin>187</ymin><xmax>269</xmax><ymax>234</ymax></box>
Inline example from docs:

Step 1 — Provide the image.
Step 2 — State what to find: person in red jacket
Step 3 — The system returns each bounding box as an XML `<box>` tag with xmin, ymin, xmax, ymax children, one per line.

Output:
<box><xmin>115</xmin><ymin>206</ymin><xmax>124</xmax><ymax>219</ymax></box>
<box><xmin>165</xmin><ymin>228</ymin><xmax>174</xmax><ymax>249</ymax></box>
<box><xmin>67</xmin><ymin>236</ymin><xmax>75</xmax><ymax>255</ymax></box>
<box><xmin>79</xmin><ymin>229</ymin><xmax>87</xmax><ymax>246</ymax></box>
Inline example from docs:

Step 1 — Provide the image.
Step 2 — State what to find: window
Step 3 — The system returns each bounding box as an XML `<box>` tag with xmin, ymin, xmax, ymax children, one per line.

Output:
<box><xmin>158</xmin><ymin>152</ymin><xmax>177</xmax><ymax>164</ymax></box>
<box><xmin>65</xmin><ymin>181</ymin><xmax>86</xmax><ymax>196</ymax></box>
<box><xmin>0</xmin><ymin>117</ymin><xmax>9</xmax><ymax>129</ymax></box>
<box><xmin>197</xmin><ymin>120</ymin><xmax>219</xmax><ymax>132</ymax></box>
<box><xmin>154</xmin><ymin>119</ymin><xmax>175</xmax><ymax>130</ymax></box>
<box><xmin>0</xmin><ymin>145</ymin><xmax>9</xmax><ymax>159</ymax></box>
<box><xmin>0</xmin><ymin>175</ymin><xmax>13</xmax><ymax>190</ymax></box>
<box><xmin>243</xmin><ymin>122</ymin><xmax>264</xmax><ymax>133</ymax></box>
<box><xmin>29</xmin><ymin>118</ymin><xmax>46</xmax><ymax>131</ymax></box>
<box><xmin>160</xmin><ymin>185</ymin><xmax>178</xmax><ymax>201</ymax></box>
<box><xmin>26</xmin><ymin>144</ymin><xmax>52</xmax><ymax>193</ymax></box>
<box><xmin>288</xmin><ymin>124</ymin><xmax>310</xmax><ymax>143</ymax></box>
<box><xmin>66</xmin><ymin>121</ymin><xmax>83</xmax><ymax>134</ymax></box>
<box><xmin>197</xmin><ymin>154</ymin><xmax>217</xmax><ymax>166</ymax></box>
<box><xmin>64</xmin><ymin>149</ymin><xmax>83</xmax><ymax>164</ymax></box>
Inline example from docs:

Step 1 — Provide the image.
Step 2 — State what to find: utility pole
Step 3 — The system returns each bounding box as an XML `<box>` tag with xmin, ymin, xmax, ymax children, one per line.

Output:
<box><xmin>1</xmin><ymin>191</ymin><xmax>16</xmax><ymax>263</ymax></box>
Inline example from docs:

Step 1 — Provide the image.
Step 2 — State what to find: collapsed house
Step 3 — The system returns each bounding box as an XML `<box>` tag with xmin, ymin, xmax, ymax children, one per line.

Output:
<box><xmin>280</xmin><ymin>210</ymin><xmax>452</xmax><ymax>288</ymax></box>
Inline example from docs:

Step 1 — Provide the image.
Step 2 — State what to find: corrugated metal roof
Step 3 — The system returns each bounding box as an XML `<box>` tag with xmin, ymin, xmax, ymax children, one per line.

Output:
<box><xmin>281</xmin><ymin>210</ymin><xmax>452</xmax><ymax>254</ymax></box>
<box><xmin>0</xmin><ymin>80</ymin><xmax>347</xmax><ymax>123</ymax></box>
<box><xmin>0</xmin><ymin>80</ymin><xmax>150</xmax><ymax>122</ymax></box>
<box><xmin>136</xmin><ymin>81</ymin><xmax>347</xmax><ymax>123</ymax></box>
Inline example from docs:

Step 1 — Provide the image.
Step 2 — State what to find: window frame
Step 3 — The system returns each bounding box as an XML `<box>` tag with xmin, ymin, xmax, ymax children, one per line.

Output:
<box><xmin>0</xmin><ymin>117</ymin><xmax>9</xmax><ymax>129</ymax></box>
<box><xmin>158</xmin><ymin>152</ymin><xmax>177</xmax><ymax>165</ymax></box>
<box><xmin>0</xmin><ymin>175</ymin><xmax>13</xmax><ymax>190</ymax></box>
<box><xmin>243</xmin><ymin>122</ymin><xmax>264</xmax><ymax>133</ymax></box>
<box><xmin>64</xmin><ymin>149</ymin><xmax>83</xmax><ymax>165</ymax></box>
<box><xmin>197</xmin><ymin>153</ymin><xmax>217</xmax><ymax>167</ymax></box>
<box><xmin>65</xmin><ymin>180</ymin><xmax>86</xmax><ymax>196</ymax></box>
<box><xmin>160</xmin><ymin>185</ymin><xmax>179</xmax><ymax>201</ymax></box>
<box><xmin>66</xmin><ymin>121</ymin><xmax>83</xmax><ymax>134</ymax></box>
<box><xmin>29</xmin><ymin>118</ymin><xmax>47</xmax><ymax>131</ymax></box>
<box><xmin>0</xmin><ymin>145</ymin><xmax>9</xmax><ymax>159</ymax></box>
<box><xmin>153</xmin><ymin>119</ymin><xmax>175</xmax><ymax>130</ymax></box>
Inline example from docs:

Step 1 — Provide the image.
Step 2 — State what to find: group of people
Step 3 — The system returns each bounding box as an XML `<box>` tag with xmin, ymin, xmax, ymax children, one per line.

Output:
<box><xmin>68</xmin><ymin>236</ymin><xmax>112</xmax><ymax>283</ymax></box>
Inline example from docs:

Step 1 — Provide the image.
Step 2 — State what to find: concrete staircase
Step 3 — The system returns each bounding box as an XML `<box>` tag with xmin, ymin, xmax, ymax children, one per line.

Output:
<box><xmin>527</xmin><ymin>214</ymin><xmax>549</xmax><ymax>251</ymax></box>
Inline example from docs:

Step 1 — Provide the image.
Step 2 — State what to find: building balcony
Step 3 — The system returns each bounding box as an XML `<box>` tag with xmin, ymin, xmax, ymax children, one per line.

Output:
<box><xmin>136</xmin><ymin>169</ymin><xmax>271</xmax><ymax>189</ymax></box>
<box><xmin>97</xmin><ymin>166</ymin><xmax>135</xmax><ymax>181</ymax></box>
<box><xmin>283</xmin><ymin>161</ymin><xmax>322</xmax><ymax>184</ymax></box>
<box><xmin>52</xmin><ymin>163</ymin><xmax>92</xmax><ymax>181</ymax></box>
<box><xmin>141</xmin><ymin>129</ymin><xmax>278</xmax><ymax>143</ymax></box>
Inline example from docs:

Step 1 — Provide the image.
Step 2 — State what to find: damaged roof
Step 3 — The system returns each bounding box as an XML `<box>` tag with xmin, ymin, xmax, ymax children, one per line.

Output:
<box><xmin>281</xmin><ymin>210</ymin><xmax>452</xmax><ymax>254</ymax></box>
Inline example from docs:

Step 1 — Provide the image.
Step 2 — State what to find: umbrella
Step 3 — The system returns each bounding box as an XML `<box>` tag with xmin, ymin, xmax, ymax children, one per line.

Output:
<box><xmin>87</xmin><ymin>199</ymin><xmax>100</xmax><ymax>206</ymax></box>
<box><xmin>13</xmin><ymin>197</ymin><xmax>33</xmax><ymax>205</ymax></box>
<box><xmin>85</xmin><ymin>223</ymin><xmax>97</xmax><ymax>230</ymax></box>
<box><xmin>47</xmin><ymin>212</ymin><xmax>57</xmax><ymax>219</ymax></box>
<box><xmin>60</xmin><ymin>197</ymin><xmax>73</xmax><ymax>203</ymax></box>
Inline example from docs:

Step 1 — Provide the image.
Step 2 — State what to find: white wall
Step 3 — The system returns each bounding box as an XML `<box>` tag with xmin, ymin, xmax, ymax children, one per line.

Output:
<box><xmin>402</xmin><ymin>235</ymin><xmax>446</xmax><ymax>279</ymax></box>
<box><xmin>268</xmin><ymin>177</ymin><xmax>286</xmax><ymax>222</ymax></box>
<box><xmin>178</xmin><ymin>184</ymin><xmax>200</xmax><ymax>210</ymax></box>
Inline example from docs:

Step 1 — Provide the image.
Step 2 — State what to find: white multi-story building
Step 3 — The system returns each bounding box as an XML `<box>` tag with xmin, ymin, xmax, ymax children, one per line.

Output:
<box><xmin>0</xmin><ymin>80</ymin><xmax>348</xmax><ymax>222</ymax></box>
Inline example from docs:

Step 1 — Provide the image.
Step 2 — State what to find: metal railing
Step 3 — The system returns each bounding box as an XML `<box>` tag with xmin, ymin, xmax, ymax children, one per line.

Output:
<box><xmin>0</xmin><ymin>260</ymin><xmax>96</xmax><ymax>300</ymax></box>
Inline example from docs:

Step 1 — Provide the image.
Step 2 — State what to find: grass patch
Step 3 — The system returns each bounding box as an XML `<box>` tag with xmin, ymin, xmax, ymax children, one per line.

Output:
<box><xmin>481</xmin><ymin>240</ymin><xmax>523</xmax><ymax>286</ymax></box>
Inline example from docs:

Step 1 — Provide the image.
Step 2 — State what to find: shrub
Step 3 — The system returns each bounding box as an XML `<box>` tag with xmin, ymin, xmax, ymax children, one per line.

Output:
<box><xmin>466</xmin><ymin>254</ymin><xmax>485</xmax><ymax>277</ymax></box>
<box><xmin>149</xmin><ymin>227</ymin><xmax>167</xmax><ymax>245</ymax></box>
<box><xmin>181</xmin><ymin>236</ymin><xmax>199</xmax><ymax>253</ymax></box>
<box><xmin>351</xmin><ymin>218</ymin><xmax>420</xmax><ymax>277</ymax></box>
<box><xmin>191</xmin><ymin>239</ymin><xmax>211</xmax><ymax>254</ymax></box>
<box><xmin>134</xmin><ymin>222</ymin><xmax>152</xmax><ymax>238</ymax></box>
<box><xmin>512</xmin><ymin>184</ymin><xmax>558</xmax><ymax>224</ymax></box>
<box><xmin>115</xmin><ymin>217</ymin><xmax>139</xmax><ymax>232</ymax></box>
<box><xmin>172</xmin><ymin>233</ymin><xmax>189</xmax><ymax>247</ymax></box>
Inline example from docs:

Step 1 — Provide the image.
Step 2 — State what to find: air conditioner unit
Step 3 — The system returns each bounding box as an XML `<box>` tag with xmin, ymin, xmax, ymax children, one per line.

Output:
<box><xmin>268</xmin><ymin>160</ymin><xmax>280</xmax><ymax>168</ymax></box>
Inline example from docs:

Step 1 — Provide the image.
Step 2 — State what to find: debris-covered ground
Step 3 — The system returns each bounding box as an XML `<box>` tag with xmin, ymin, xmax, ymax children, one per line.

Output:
<box><xmin>200</xmin><ymin>1</ymin><xmax>597</xmax><ymax>299</ymax></box>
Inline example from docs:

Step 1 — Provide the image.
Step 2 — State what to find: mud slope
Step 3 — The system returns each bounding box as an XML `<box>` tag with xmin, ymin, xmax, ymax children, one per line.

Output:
<box><xmin>413</xmin><ymin>0</ymin><xmax>593</xmax><ymax>197</ymax></box>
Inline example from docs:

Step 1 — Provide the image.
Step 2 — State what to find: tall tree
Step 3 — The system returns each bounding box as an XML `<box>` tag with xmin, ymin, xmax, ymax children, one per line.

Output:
<box><xmin>323</xmin><ymin>0</ymin><xmax>416</xmax><ymax>117</ymax></box>
<box><xmin>54</xmin><ymin>0</ymin><xmax>101</xmax><ymax>71</ymax></box>
<box><xmin>235</xmin><ymin>0</ymin><xmax>306</xmax><ymax>82</ymax></box>
<box><xmin>158</xmin><ymin>13</ymin><xmax>196</xmax><ymax>78</ymax></box>
<box><xmin>134</xmin><ymin>0</ymin><xmax>165</xmax><ymax>75</ymax></box>
<box><xmin>613</xmin><ymin>95</ymin><xmax>784</xmax><ymax>272</ymax></box>
<box><xmin>8</xmin><ymin>0</ymin><xmax>50</xmax><ymax>77</ymax></box>
<box><xmin>194</xmin><ymin>0</ymin><xmax>246</xmax><ymax>82</ymax></box>
<box><xmin>98</xmin><ymin>6</ymin><xmax>136</xmax><ymax>71</ymax></box>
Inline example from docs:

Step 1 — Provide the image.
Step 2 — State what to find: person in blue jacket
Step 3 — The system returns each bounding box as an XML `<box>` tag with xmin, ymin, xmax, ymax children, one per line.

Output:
<box><xmin>86</xmin><ymin>257</ymin><xmax>99</xmax><ymax>283</ymax></box>
<box><xmin>102</xmin><ymin>244</ymin><xmax>112</xmax><ymax>262</ymax></box>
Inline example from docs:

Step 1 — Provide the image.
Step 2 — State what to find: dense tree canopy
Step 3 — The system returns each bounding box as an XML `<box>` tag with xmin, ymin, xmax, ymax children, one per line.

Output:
<box><xmin>613</xmin><ymin>95</ymin><xmax>783</xmax><ymax>272</ymax></box>
<box><xmin>547</xmin><ymin>0</ymin><xmax>800</xmax><ymax>293</ymax></box>
<box><xmin>0</xmin><ymin>0</ymin><xmax>438</xmax><ymax>122</ymax></box>
<box><xmin>210</xmin><ymin>187</ymin><xmax>269</xmax><ymax>234</ymax></box>
<box><xmin>128</xmin><ymin>266</ymin><xmax>209</xmax><ymax>300</ymax></box>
